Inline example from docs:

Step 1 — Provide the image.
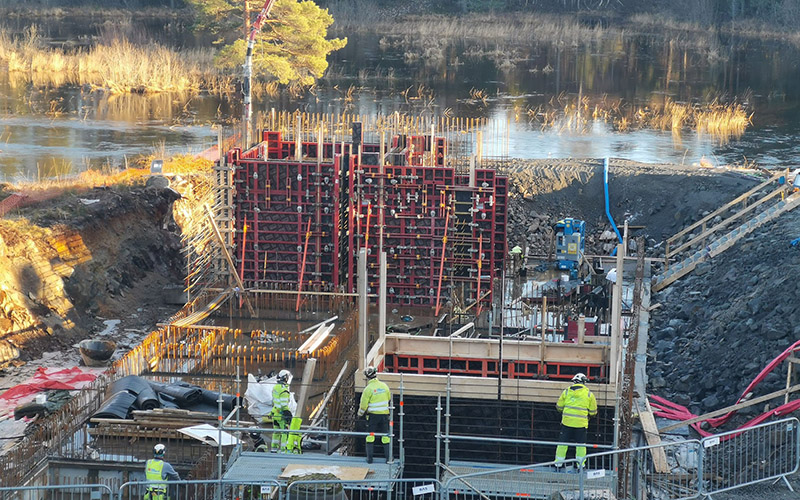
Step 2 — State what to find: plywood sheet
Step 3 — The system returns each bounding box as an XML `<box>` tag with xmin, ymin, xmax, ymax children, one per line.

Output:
<box><xmin>279</xmin><ymin>464</ymin><xmax>370</xmax><ymax>481</ymax></box>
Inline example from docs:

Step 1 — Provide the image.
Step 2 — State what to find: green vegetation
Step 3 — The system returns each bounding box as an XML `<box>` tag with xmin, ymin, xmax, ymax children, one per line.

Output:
<box><xmin>0</xmin><ymin>0</ymin><xmax>346</xmax><ymax>93</ymax></box>
<box><xmin>185</xmin><ymin>0</ymin><xmax>346</xmax><ymax>86</ymax></box>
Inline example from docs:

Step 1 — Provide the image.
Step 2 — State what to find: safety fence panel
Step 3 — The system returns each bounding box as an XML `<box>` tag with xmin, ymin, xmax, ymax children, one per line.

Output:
<box><xmin>118</xmin><ymin>480</ymin><xmax>282</xmax><ymax>500</ymax></box>
<box><xmin>0</xmin><ymin>484</ymin><xmax>114</xmax><ymax>500</ymax></box>
<box><xmin>286</xmin><ymin>478</ymin><xmax>439</xmax><ymax>500</ymax></box>
<box><xmin>442</xmin><ymin>459</ymin><xmax>588</xmax><ymax>500</ymax></box>
<box><xmin>584</xmin><ymin>440</ymin><xmax>702</xmax><ymax>500</ymax></box>
<box><xmin>700</xmin><ymin>417</ymin><xmax>800</xmax><ymax>496</ymax></box>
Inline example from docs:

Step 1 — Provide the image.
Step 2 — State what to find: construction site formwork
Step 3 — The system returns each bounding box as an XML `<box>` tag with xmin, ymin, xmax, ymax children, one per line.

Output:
<box><xmin>227</xmin><ymin>118</ymin><xmax>507</xmax><ymax>310</ymax></box>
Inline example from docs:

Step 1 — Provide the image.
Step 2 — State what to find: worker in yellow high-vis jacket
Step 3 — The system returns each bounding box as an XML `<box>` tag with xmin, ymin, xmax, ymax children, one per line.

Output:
<box><xmin>270</xmin><ymin>369</ymin><xmax>293</xmax><ymax>453</ymax></box>
<box><xmin>358</xmin><ymin>366</ymin><xmax>391</xmax><ymax>464</ymax></box>
<box><xmin>144</xmin><ymin>444</ymin><xmax>180</xmax><ymax>500</ymax></box>
<box><xmin>554</xmin><ymin>373</ymin><xmax>597</xmax><ymax>469</ymax></box>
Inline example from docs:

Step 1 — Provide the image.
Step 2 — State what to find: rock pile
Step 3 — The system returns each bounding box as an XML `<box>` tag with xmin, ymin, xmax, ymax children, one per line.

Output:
<box><xmin>647</xmin><ymin>209</ymin><xmax>800</xmax><ymax>417</ymax></box>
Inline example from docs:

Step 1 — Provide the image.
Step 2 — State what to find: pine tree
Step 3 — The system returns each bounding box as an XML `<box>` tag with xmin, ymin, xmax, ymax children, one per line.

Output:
<box><xmin>185</xmin><ymin>0</ymin><xmax>346</xmax><ymax>86</ymax></box>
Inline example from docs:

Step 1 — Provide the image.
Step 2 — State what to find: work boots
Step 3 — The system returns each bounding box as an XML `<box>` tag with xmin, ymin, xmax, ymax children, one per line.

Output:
<box><xmin>365</xmin><ymin>442</ymin><xmax>374</xmax><ymax>464</ymax></box>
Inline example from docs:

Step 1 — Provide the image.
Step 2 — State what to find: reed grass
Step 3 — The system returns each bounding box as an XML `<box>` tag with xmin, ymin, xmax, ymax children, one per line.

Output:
<box><xmin>527</xmin><ymin>94</ymin><xmax>751</xmax><ymax>143</ymax></box>
<box><xmin>332</xmin><ymin>11</ymin><xmax>606</xmax><ymax>47</ymax></box>
<box><xmin>0</xmin><ymin>27</ymin><xmax>228</xmax><ymax>94</ymax></box>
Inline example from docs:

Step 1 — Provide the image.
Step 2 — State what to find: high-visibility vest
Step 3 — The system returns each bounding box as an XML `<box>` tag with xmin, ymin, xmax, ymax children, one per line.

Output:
<box><xmin>145</xmin><ymin>459</ymin><xmax>166</xmax><ymax>490</ymax></box>
<box><xmin>359</xmin><ymin>378</ymin><xmax>391</xmax><ymax>415</ymax></box>
<box><xmin>556</xmin><ymin>384</ymin><xmax>597</xmax><ymax>429</ymax></box>
<box><xmin>271</xmin><ymin>383</ymin><xmax>290</xmax><ymax>415</ymax></box>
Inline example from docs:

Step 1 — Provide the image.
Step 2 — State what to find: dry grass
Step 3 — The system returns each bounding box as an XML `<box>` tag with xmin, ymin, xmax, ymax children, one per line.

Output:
<box><xmin>0</xmin><ymin>27</ymin><xmax>227</xmax><ymax>94</ymax></box>
<box><xmin>527</xmin><ymin>94</ymin><xmax>751</xmax><ymax>143</ymax></box>
<box><xmin>8</xmin><ymin>154</ymin><xmax>213</xmax><ymax>195</ymax></box>
<box><xmin>338</xmin><ymin>12</ymin><xmax>606</xmax><ymax>47</ymax></box>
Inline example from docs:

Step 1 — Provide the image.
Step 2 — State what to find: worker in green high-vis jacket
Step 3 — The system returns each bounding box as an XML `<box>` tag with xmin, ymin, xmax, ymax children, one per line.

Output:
<box><xmin>554</xmin><ymin>373</ymin><xmax>597</xmax><ymax>469</ymax></box>
<box><xmin>358</xmin><ymin>366</ymin><xmax>392</xmax><ymax>464</ymax></box>
<box><xmin>270</xmin><ymin>369</ymin><xmax>293</xmax><ymax>453</ymax></box>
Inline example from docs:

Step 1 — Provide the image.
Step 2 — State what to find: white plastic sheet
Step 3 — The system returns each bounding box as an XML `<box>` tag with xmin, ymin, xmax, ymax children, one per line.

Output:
<box><xmin>244</xmin><ymin>374</ymin><xmax>297</xmax><ymax>420</ymax></box>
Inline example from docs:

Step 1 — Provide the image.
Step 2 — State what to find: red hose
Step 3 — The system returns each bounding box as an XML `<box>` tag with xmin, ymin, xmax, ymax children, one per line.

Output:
<box><xmin>650</xmin><ymin>339</ymin><xmax>800</xmax><ymax>438</ymax></box>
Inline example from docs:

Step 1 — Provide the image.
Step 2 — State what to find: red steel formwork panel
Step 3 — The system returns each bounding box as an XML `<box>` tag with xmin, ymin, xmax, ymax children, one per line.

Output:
<box><xmin>346</xmin><ymin>163</ymin><xmax>455</xmax><ymax>307</ymax></box>
<box><xmin>383</xmin><ymin>353</ymin><xmax>605</xmax><ymax>381</ymax></box>
<box><xmin>228</xmin><ymin>128</ymin><xmax>507</xmax><ymax>308</ymax></box>
<box><xmin>228</xmin><ymin>146</ymin><xmax>343</xmax><ymax>291</ymax></box>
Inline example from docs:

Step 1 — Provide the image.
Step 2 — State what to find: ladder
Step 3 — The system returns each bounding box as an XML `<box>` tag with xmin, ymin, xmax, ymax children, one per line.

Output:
<box><xmin>653</xmin><ymin>174</ymin><xmax>799</xmax><ymax>292</ymax></box>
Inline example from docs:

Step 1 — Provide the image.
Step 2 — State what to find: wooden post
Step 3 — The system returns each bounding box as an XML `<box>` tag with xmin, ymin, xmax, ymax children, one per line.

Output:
<box><xmin>610</xmin><ymin>223</ymin><xmax>628</xmax><ymax>385</ymax></box>
<box><xmin>785</xmin><ymin>356</ymin><xmax>800</xmax><ymax>405</ymax></box>
<box><xmin>295</xmin><ymin>358</ymin><xmax>317</xmax><ymax>419</ymax></box>
<box><xmin>476</xmin><ymin>130</ymin><xmax>483</xmax><ymax>168</ymax></box>
<box><xmin>539</xmin><ymin>295</ymin><xmax>547</xmax><ymax>374</ymax></box>
<box><xmin>295</xmin><ymin>114</ymin><xmax>302</xmax><ymax>161</ymax></box>
<box><xmin>358</xmin><ymin>248</ymin><xmax>368</xmax><ymax>371</ymax></box>
<box><xmin>577</xmin><ymin>314</ymin><xmax>585</xmax><ymax>344</ymax></box>
<box><xmin>379</xmin><ymin>251</ymin><xmax>387</xmax><ymax>353</ymax></box>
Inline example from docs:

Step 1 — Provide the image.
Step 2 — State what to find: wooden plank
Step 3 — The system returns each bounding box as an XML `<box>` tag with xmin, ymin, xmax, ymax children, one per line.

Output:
<box><xmin>637</xmin><ymin>399</ymin><xmax>670</xmax><ymax>474</ymax></box>
<box><xmin>654</xmin><ymin>193</ymin><xmax>800</xmax><ymax>292</ymax></box>
<box><xmin>373</xmin><ymin>372</ymin><xmax>618</xmax><ymax>405</ymax></box>
<box><xmin>658</xmin><ymin>383</ymin><xmax>800</xmax><ymax>433</ymax></box>
<box><xmin>669</xmin><ymin>186</ymin><xmax>786</xmax><ymax>257</ymax></box>
<box><xmin>295</xmin><ymin>358</ymin><xmax>317</xmax><ymax>419</ymax></box>
<box><xmin>202</xmin><ymin>203</ymin><xmax>255</xmax><ymax>316</ymax></box>
<box><xmin>667</xmin><ymin>172</ymin><xmax>783</xmax><ymax>244</ymax></box>
<box><xmin>279</xmin><ymin>464</ymin><xmax>370</xmax><ymax>481</ymax></box>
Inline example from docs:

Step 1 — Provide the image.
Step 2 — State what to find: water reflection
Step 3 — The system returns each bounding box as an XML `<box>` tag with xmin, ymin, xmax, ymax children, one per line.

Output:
<box><xmin>2</xmin><ymin>29</ymin><xmax>800</xmax><ymax>181</ymax></box>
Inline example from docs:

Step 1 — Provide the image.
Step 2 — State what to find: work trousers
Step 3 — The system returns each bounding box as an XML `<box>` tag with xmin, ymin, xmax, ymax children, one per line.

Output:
<box><xmin>365</xmin><ymin>414</ymin><xmax>390</xmax><ymax>445</ymax></box>
<box><xmin>554</xmin><ymin>424</ymin><xmax>588</xmax><ymax>466</ymax></box>
<box><xmin>365</xmin><ymin>413</ymin><xmax>391</xmax><ymax>462</ymax></box>
<box><xmin>271</xmin><ymin>414</ymin><xmax>288</xmax><ymax>451</ymax></box>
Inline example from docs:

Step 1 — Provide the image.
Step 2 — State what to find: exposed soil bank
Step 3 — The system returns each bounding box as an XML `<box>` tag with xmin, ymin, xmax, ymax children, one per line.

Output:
<box><xmin>0</xmin><ymin>181</ymin><xmax>184</xmax><ymax>376</ymax></box>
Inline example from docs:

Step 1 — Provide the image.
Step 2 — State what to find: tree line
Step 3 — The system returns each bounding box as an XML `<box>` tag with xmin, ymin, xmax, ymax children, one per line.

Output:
<box><xmin>4</xmin><ymin>0</ymin><xmax>800</xmax><ymax>29</ymax></box>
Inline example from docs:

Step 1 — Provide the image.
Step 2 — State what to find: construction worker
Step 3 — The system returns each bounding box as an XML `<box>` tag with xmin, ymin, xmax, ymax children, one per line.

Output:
<box><xmin>358</xmin><ymin>366</ymin><xmax>391</xmax><ymax>464</ymax></box>
<box><xmin>554</xmin><ymin>373</ymin><xmax>597</xmax><ymax>469</ymax></box>
<box><xmin>270</xmin><ymin>369</ymin><xmax>293</xmax><ymax>452</ymax></box>
<box><xmin>144</xmin><ymin>444</ymin><xmax>180</xmax><ymax>500</ymax></box>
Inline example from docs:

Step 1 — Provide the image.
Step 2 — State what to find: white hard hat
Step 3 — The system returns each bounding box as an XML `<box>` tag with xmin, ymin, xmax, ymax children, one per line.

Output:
<box><xmin>364</xmin><ymin>366</ymin><xmax>378</xmax><ymax>379</ymax></box>
<box><xmin>277</xmin><ymin>369</ymin><xmax>291</xmax><ymax>383</ymax></box>
<box><xmin>154</xmin><ymin>443</ymin><xmax>166</xmax><ymax>456</ymax></box>
<box><xmin>572</xmin><ymin>373</ymin><xmax>588</xmax><ymax>384</ymax></box>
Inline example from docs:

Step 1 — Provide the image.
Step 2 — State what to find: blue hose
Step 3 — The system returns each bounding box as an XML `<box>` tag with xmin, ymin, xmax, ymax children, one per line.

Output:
<box><xmin>604</xmin><ymin>158</ymin><xmax>623</xmax><ymax>254</ymax></box>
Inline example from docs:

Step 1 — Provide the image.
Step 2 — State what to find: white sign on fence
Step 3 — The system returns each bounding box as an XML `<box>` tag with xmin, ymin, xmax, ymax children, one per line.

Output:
<box><xmin>586</xmin><ymin>469</ymin><xmax>606</xmax><ymax>479</ymax></box>
<box><xmin>704</xmin><ymin>437</ymin><xmax>721</xmax><ymax>448</ymax></box>
<box><xmin>412</xmin><ymin>484</ymin><xmax>436</xmax><ymax>496</ymax></box>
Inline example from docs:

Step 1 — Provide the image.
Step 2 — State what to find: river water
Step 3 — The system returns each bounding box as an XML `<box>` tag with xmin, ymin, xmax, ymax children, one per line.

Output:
<box><xmin>1</xmin><ymin>27</ymin><xmax>800</xmax><ymax>181</ymax></box>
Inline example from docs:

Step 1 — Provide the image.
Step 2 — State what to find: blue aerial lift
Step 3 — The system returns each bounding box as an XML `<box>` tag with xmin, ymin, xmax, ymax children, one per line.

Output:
<box><xmin>555</xmin><ymin>218</ymin><xmax>585</xmax><ymax>278</ymax></box>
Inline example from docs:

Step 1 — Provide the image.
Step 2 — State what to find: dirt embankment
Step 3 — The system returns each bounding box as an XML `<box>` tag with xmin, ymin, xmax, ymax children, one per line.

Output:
<box><xmin>0</xmin><ymin>180</ymin><xmax>184</xmax><ymax>367</ymax></box>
